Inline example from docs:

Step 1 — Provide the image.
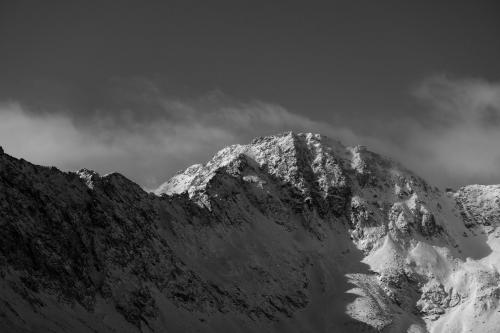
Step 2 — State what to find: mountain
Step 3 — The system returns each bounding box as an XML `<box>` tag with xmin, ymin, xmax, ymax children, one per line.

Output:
<box><xmin>0</xmin><ymin>132</ymin><xmax>499</xmax><ymax>333</ymax></box>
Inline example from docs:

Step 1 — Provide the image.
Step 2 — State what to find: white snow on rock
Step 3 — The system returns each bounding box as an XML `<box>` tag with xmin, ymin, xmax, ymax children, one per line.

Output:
<box><xmin>154</xmin><ymin>132</ymin><xmax>500</xmax><ymax>332</ymax></box>
<box><xmin>76</xmin><ymin>168</ymin><xmax>100</xmax><ymax>189</ymax></box>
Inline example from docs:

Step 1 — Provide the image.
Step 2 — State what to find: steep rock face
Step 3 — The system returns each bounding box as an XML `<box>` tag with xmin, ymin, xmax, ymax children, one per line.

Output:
<box><xmin>0</xmin><ymin>152</ymin><xmax>248</xmax><ymax>332</ymax></box>
<box><xmin>1</xmin><ymin>132</ymin><xmax>499</xmax><ymax>333</ymax></box>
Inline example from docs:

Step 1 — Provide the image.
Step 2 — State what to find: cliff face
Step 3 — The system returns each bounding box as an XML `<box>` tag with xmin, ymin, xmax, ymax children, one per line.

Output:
<box><xmin>1</xmin><ymin>132</ymin><xmax>499</xmax><ymax>333</ymax></box>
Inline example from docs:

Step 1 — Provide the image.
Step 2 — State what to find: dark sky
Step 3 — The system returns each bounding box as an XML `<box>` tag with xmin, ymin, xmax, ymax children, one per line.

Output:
<box><xmin>1</xmin><ymin>1</ymin><xmax>500</xmax><ymax>189</ymax></box>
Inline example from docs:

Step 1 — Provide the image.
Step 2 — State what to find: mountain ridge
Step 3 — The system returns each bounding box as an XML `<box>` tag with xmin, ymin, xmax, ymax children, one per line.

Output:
<box><xmin>0</xmin><ymin>132</ymin><xmax>499</xmax><ymax>332</ymax></box>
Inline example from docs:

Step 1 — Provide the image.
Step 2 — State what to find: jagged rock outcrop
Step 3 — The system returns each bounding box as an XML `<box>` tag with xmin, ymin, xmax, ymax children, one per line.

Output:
<box><xmin>1</xmin><ymin>133</ymin><xmax>499</xmax><ymax>332</ymax></box>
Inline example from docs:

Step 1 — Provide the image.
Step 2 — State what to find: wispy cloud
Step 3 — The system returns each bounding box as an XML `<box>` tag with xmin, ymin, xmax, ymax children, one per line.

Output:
<box><xmin>2</xmin><ymin>76</ymin><xmax>500</xmax><ymax>189</ymax></box>
<box><xmin>406</xmin><ymin>75</ymin><xmax>500</xmax><ymax>187</ymax></box>
<box><xmin>0</xmin><ymin>88</ymin><xmax>362</xmax><ymax>189</ymax></box>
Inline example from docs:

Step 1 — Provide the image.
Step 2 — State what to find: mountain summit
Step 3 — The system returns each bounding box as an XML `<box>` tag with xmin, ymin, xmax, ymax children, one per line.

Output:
<box><xmin>1</xmin><ymin>132</ymin><xmax>499</xmax><ymax>332</ymax></box>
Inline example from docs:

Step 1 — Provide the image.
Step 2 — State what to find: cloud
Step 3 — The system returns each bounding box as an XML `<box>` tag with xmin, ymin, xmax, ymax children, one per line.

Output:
<box><xmin>2</xmin><ymin>75</ymin><xmax>500</xmax><ymax>190</ymax></box>
<box><xmin>405</xmin><ymin>75</ymin><xmax>500</xmax><ymax>187</ymax></box>
<box><xmin>414</xmin><ymin>75</ymin><xmax>500</xmax><ymax>127</ymax></box>
<box><xmin>0</xmin><ymin>92</ymin><xmax>365</xmax><ymax>189</ymax></box>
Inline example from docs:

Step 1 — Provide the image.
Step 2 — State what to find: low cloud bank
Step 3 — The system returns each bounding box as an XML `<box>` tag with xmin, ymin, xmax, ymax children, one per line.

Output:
<box><xmin>1</xmin><ymin>75</ymin><xmax>499</xmax><ymax>189</ymax></box>
<box><xmin>0</xmin><ymin>94</ymin><xmax>362</xmax><ymax>189</ymax></box>
<box><xmin>407</xmin><ymin>76</ymin><xmax>500</xmax><ymax>187</ymax></box>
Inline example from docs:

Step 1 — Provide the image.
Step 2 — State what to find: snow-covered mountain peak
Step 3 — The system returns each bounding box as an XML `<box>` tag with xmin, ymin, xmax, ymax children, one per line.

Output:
<box><xmin>155</xmin><ymin>132</ymin><xmax>337</xmax><ymax>195</ymax></box>
<box><xmin>156</xmin><ymin>132</ymin><xmax>398</xmax><ymax>198</ymax></box>
<box><xmin>77</xmin><ymin>168</ymin><xmax>100</xmax><ymax>189</ymax></box>
<box><xmin>2</xmin><ymin>132</ymin><xmax>500</xmax><ymax>333</ymax></box>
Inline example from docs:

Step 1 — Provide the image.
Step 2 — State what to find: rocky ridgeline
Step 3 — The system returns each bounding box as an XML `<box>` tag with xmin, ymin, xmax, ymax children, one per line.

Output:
<box><xmin>0</xmin><ymin>133</ymin><xmax>499</xmax><ymax>333</ymax></box>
